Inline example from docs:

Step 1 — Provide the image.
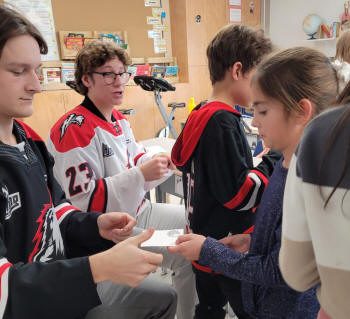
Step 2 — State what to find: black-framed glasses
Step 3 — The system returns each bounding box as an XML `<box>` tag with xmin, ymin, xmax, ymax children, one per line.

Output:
<box><xmin>91</xmin><ymin>71</ymin><xmax>131</xmax><ymax>85</ymax></box>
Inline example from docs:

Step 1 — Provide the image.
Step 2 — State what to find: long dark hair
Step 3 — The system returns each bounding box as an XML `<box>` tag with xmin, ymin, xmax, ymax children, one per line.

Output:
<box><xmin>0</xmin><ymin>4</ymin><xmax>47</xmax><ymax>57</ymax></box>
<box><xmin>322</xmin><ymin>81</ymin><xmax>350</xmax><ymax>207</ymax></box>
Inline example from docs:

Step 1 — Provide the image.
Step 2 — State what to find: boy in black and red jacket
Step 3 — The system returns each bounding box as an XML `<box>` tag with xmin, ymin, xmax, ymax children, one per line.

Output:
<box><xmin>171</xmin><ymin>25</ymin><xmax>279</xmax><ymax>319</ymax></box>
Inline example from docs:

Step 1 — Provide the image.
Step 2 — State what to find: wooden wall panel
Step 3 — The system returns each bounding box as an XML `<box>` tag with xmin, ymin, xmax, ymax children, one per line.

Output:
<box><xmin>24</xmin><ymin>91</ymin><xmax>66</xmax><ymax>139</ymax></box>
<box><xmin>242</xmin><ymin>0</ymin><xmax>261</xmax><ymax>28</ymax></box>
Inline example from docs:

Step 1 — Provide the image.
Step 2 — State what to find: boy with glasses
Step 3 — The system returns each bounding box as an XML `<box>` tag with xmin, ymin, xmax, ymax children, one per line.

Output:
<box><xmin>48</xmin><ymin>41</ymin><xmax>195</xmax><ymax>319</ymax></box>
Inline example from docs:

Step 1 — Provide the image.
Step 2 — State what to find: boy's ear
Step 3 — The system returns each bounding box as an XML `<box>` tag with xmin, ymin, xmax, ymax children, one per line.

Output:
<box><xmin>231</xmin><ymin>62</ymin><xmax>243</xmax><ymax>80</ymax></box>
<box><xmin>297</xmin><ymin>98</ymin><xmax>314</xmax><ymax>125</ymax></box>
<box><xmin>82</xmin><ymin>74</ymin><xmax>92</xmax><ymax>88</ymax></box>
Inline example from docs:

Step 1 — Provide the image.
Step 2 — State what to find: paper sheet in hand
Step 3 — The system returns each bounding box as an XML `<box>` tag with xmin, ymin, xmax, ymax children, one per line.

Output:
<box><xmin>141</xmin><ymin>229</ymin><xmax>184</xmax><ymax>247</ymax></box>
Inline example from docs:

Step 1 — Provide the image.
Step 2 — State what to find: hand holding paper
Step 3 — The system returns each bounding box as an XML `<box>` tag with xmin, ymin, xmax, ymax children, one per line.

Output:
<box><xmin>141</xmin><ymin>229</ymin><xmax>184</xmax><ymax>247</ymax></box>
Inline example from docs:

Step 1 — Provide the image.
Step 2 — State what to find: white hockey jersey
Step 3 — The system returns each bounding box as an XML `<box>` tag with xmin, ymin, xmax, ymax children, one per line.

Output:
<box><xmin>47</xmin><ymin>97</ymin><xmax>161</xmax><ymax>215</ymax></box>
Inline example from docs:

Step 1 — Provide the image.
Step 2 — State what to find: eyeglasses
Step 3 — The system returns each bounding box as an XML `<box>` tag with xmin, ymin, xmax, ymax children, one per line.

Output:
<box><xmin>91</xmin><ymin>71</ymin><xmax>131</xmax><ymax>85</ymax></box>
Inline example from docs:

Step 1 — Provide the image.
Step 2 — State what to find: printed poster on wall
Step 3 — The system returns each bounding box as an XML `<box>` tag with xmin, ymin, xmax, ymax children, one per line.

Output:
<box><xmin>4</xmin><ymin>0</ymin><xmax>59</xmax><ymax>61</ymax></box>
<box><xmin>229</xmin><ymin>0</ymin><xmax>241</xmax><ymax>5</ymax></box>
<box><xmin>144</xmin><ymin>0</ymin><xmax>161</xmax><ymax>7</ymax></box>
<box><xmin>230</xmin><ymin>8</ymin><xmax>242</xmax><ymax>23</ymax></box>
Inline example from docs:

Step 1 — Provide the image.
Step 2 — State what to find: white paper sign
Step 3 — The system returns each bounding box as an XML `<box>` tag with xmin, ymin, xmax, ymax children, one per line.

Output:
<box><xmin>148</xmin><ymin>30</ymin><xmax>162</xmax><ymax>39</ymax></box>
<box><xmin>145</xmin><ymin>0</ymin><xmax>161</xmax><ymax>7</ymax></box>
<box><xmin>5</xmin><ymin>0</ymin><xmax>59</xmax><ymax>61</ymax></box>
<box><xmin>147</xmin><ymin>16</ymin><xmax>162</xmax><ymax>25</ymax></box>
<box><xmin>230</xmin><ymin>8</ymin><xmax>242</xmax><ymax>22</ymax></box>
<box><xmin>229</xmin><ymin>0</ymin><xmax>241</xmax><ymax>6</ymax></box>
<box><xmin>141</xmin><ymin>229</ymin><xmax>184</xmax><ymax>247</ymax></box>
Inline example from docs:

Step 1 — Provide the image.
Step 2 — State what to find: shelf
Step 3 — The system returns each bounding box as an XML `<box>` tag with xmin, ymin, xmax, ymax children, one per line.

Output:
<box><xmin>146</xmin><ymin>57</ymin><xmax>176</xmax><ymax>64</ymax></box>
<box><xmin>41</xmin><ymin>82</ymin><xmax>71</xmax><ymax>91</ymax></box>
<box><xmin>131</xmin><ymin>57</ymin><xmax>146</xmax><ymax>64</ymax></box>
<box><xmin>304</xmin><ymin>37</ymin><xmax>337</xmax><ymax>42</ymax></box>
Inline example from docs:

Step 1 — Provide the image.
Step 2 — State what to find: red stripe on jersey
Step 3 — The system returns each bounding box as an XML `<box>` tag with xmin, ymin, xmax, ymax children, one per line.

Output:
<box><xmin>243</xmin><ymin>225</ymin><xmax>254</xmax><ymax>234</ymax></box>
<box><xmin>112</xmin><ymin>109</ymin><xmax>127</xmax><ymax>121</ymax></box>
<box><xmin>0</xmin><ymin>263</ymin><xmax>11</xmax><ymax>275</ymax></box>
<box><xmin>224</xmin><ymin>177</ymin><xmax>254</xmax><ymax>210</ymax></box>
<box><xmin>88</xmin><ymin>179</ymin><xmax>107</xmax><ymax>213</ymax></box>
<box><xmin>192</xmin><ymin>261</ymin><xmax>217</xmax><ymax>274</ymax></box>
<box><xmin>134</xmin><ymin>152</ymin><xmax>145</xmax><ymax>165</ymax></box>
<box><xmin>55</xmin><ymin>205</ymin><xmax>79</xmax><ymax>221</ymax></box>
<box><xmin>0</xmin><ymin>262</ymin><xmax>11</xmax><ymax>299</ymax></box>
<box><xmin>251</xmin><ymin>169</ymin><xmax>268</xmax><ymax>187</ymax></box>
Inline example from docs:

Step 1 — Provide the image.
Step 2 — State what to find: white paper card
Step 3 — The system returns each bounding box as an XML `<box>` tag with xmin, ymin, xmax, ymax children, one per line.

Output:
<box><xmin>145</xmin><ymin>0</ymin><xmax>161</xmax><ymax>7</ymax></box>
<box><xmin>230</xmin><ymin>8</ymin><xmax>241</xmax><ymax>22</ymax></box>
<box><xmin>147</xmin><ymin>16</ymin><xmax>162</xmax><ymax>25</ymax></box>
<box><xmin>141</xmin><ymin>229</ymin><xmax>184</xmax><ymax>247</ymax></box>
<box><xmin>229</xmin><ymin>0</ymin><xmax>241</xmax><ymax>6</ymax></box>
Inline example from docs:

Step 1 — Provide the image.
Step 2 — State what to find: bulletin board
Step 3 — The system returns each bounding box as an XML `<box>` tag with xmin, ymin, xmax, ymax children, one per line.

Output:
<box><xmin>51</xmin><ymin>0</ymin><xmax>172</xmax><ymax>58</ymax></box>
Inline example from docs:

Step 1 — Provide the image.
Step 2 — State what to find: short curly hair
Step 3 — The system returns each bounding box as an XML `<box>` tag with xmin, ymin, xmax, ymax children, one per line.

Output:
<box><xmin>206</xmin><ymin>24</ymin><xmax>272</xmax><ymax>85</ymax></box>
<box><xmin>74</xmin><ymin>40</ymin><xmax>131</xmax><ymax>95</ymax></box>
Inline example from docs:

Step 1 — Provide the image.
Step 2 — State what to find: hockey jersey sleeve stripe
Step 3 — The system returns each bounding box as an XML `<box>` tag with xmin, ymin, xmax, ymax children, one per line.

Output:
<box><xmin>88</xmin><ymin>179</ymin><xmax>108</xmax><ymax>213</ymax></box>
<box><xmin>224</xmin><ymin>177</ymin><xmax>254</xmax><ymax>210</ymax></box>
<box><xmin>224</xmin><ymin>170</ymin><xmax>268</xmax><ymax>210</ymax></box>
<box><xmin>0</xmin><ymin>259</ymin><xmax>11</xmax><ymax>318</ymax></box>
<box><xmin>237</xmin><ymin>172</ymin><xmax>262</xmax><ymax>211</ymax></box>
<box><xmin>251</xmin><ymin>169</ymin><xmax>269</xmax><ymax>187</ymax></box>
<box><xmin>55</xmin><ymin>203</ymin><xmax>80</xmax><ymax>224</ymax></box>
<box><xmin>243</xmin><ymin>225</ymin><xmax>254</xmax><ymax>234</ymax></box>
<box><xmin>134</xmin><ymin>152</ymin><xmax>146</xmax><ymax>166</ymax></box>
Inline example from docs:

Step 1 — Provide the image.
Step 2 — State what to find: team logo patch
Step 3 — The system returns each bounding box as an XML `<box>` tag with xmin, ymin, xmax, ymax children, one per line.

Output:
<box><xmin>2</xmin><ymin>185</ymin><xmax>22</xmax><ymax>220</ymax></box>
<box><xmin>29</xmin><ymin>204</ymin><xmax>65</xmax><ymax>262</ymax></box>
<box><xmin>102</xmin><ymin>143</ymin><xmax>114</xmax><ymax>157</ymax></box>
<box><xmin>60</xmin><ymin>113</ymin><xmax>85</xmax><ymax>140</ymax></box>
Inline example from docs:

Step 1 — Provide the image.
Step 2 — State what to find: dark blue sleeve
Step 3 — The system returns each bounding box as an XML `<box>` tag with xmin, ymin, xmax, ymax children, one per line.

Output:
<box><xmin>199</xmin><ymin>230</ymin><xmax>286</xmax><ymax>287</ymax></box>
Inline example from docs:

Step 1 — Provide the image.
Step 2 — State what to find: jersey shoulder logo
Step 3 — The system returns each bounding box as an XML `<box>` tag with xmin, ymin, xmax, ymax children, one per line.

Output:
<box><xmin>2</xmin><ymin>185</ymin><xmax>22</xmax><ymax>220</ymax></box>
<box><xmin>60</xmin><ymin>113</ymin><xmax>85</xmax><ymax>140</ymax></box>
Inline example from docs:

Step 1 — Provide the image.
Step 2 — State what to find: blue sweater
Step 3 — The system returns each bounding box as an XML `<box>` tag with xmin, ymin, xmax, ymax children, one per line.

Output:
<box><xmin>199</xmin><ymin>160</ymin><xmax>319</xmax><ymax>318</ymax></box>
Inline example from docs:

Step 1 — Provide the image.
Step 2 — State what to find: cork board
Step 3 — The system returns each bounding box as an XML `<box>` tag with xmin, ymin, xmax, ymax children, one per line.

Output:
<box><xmin>51</xmin><ymin>0</ymin><xmax>170</xmax><ymax>58</ymax></box>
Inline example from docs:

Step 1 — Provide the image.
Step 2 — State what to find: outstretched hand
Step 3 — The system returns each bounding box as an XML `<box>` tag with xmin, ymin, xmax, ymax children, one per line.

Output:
<box><xmin>97</xmin><ymin>212</ymin><xmax>136</xmax><ymax>242</ymax></box>
<box><xmin>90</xmin><ymin>229</ymin><xmax>164</xmax><ymax>287</ymax></box>
<box><xmin>219</xmin><ymin>234</ymin><xmax>251</xmax><ymax>253</ymax></box>
<box><xmin>168</xmin><ymin>233</ymin><xmax>206</xmax><ymax>261</ymax></box>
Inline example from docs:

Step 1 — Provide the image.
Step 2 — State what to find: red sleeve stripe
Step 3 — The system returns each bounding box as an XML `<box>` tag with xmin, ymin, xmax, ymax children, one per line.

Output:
<box><xmin>224</xmin><ymin>176</ymin><xmax>254</xmax><ymax>210</ymax></box>
<box><xmin>54</xmin><ymin>203</ymin><xmax>80</xmax><ymax>224</ymax></box>
<box><xmin>134</xmin><ymin>152</ymin><xmax>146</xmax><ymax>166</ymax></box>
<box><xmin>0</xmin><ymin>258</ymin><xmax>11</xmax><ymax>316</ymax></box>
<box><xmin>192</xmin><ymin>261</ymin><xmax>218</xmax><ymax>274</ymax></box>
<box><xmin>251</xmin><ymin>169</ymin><xmax>268</xmax><ymax>187</ymax></box>
<box><xmin>243</xmin><ymin>225</ymin><xmax>254</xmax><ymax>234</ymax></box>
<box><xmin>88</xmin><ymin>179</ymin><xmax>108</xmax><ymax>213</ymax></box>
